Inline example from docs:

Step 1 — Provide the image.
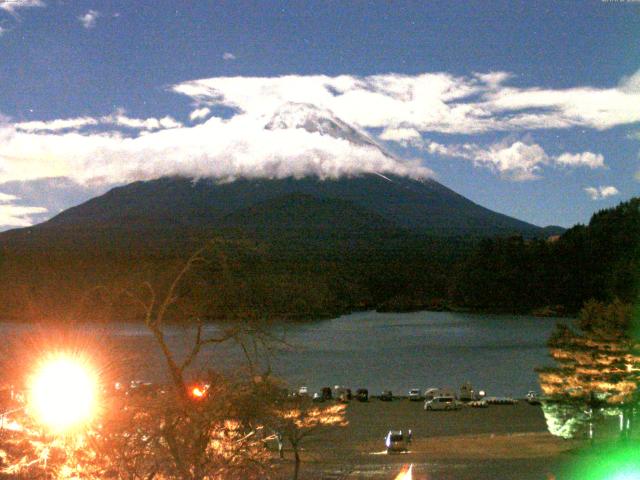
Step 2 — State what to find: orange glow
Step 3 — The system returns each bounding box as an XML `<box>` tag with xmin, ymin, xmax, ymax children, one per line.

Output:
<box><xmin>28</xmin><ymin>354</ymin><xmax>98</xmax><ymax>432</ymax></box>
<box><xmin>394</xmin><ymin>464</ymin><xmax>413</xmax><ymax>480</ymax></box>
<box><xmin>190</xmin><ymin>385</ymin><xmax>208</xmax><ymax>399</ymax></box>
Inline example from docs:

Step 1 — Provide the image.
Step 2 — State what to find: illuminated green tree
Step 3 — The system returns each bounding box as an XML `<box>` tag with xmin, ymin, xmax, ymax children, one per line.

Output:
<box><xmin>538</xmin><ymin>300</ymin><xmax>640</xmax><ymax>442</ymax></box>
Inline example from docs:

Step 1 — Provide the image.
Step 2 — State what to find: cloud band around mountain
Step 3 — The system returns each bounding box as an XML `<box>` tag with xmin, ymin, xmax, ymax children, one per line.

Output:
<box><xmin>0</xmin><ymin>114</ymin><xmax>432</xmax><ymax>186</ymax></box>
<box><xmin>0</xmin><ymin>70</ymin><xmax>636</xmax><ymax>194</ymax></box>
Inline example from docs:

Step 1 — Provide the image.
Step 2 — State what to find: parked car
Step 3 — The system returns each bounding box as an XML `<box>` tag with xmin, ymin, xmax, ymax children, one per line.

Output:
<box><xmin>298</xmin><ymin>386</ymin><xmax>309</xmax><ymax>397</ymax></box>
<box><xmin>526</xmin><ymin>391</ymin><xmax>541</xmax><ymax>405</ymax></box>
<box><xmin>312</xmin><ymin>392</ymin><xmax>324</xmax><ymax>402</ymax></box>
<box><xmin>380</xmin><ymin>390</ymin><xmax>393</xmax><ymax>401</ymax></box>
<box><xmin>408</xmin><ymin>388</ymin><xmax>422</xmax><ymax>401</ymax></box>
<box><xmin>424</xmin><ymin>387</ymin><xmax>456</xmax><ymax>401</ymax></box>
<box><xmin>336</xmin><ymin>387</ymin><xmax>351</xmax><ymax>403</ymax></box>
<box><xmin>321</xmin><ymin>387</ymin><xmax>332</xmax><ymax>401</ymax></box>
<box><xmin>468</xmin><ymin>399</ymin><xmax>488</xmax><ymax>408</ymax></box>
<box><xmin>385</xmin><ymin>430</ymin><xmax>408</xmax><ymax>453</ymax></box>
<box><xmin>356</xmin><ymin>388</ymin><xmax>369</xmax><ymax>402</ymax></box>
<box><xmin>424</xmin><ymin>396</ymin><xmax>460</xmax><ymax>411</ymax></box>
<box><xmin>459</xmin><ymin>381</ymin><xmax>474</xmax><ymax>402</ymax></box>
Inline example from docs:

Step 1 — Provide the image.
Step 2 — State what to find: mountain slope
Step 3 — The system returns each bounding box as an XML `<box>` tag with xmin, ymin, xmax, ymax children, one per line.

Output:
<box><xmin>35</xmin><ymin>173</ymin><xmax>542</xmax><ymax>237</ymax></box>
<box><xmin>29</xmin><ymin>102</ymin><xmax>542</xmax><ymax>237</ymax></box>
<box><xmin>217</xmin><ymin>192</ymin><xmax>401</xmax><ymax>238</ymax></box>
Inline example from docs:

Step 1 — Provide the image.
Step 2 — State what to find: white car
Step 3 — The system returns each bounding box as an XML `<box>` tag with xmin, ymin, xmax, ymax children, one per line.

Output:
<box><xmin>298</xmin><ymin>386</ymin><xmax>309</xmax><ymax>396</ymax></box>
<box><xmin>526</xmin><ymin>391</ymin><xmax>541</xmax><ymax>405</ymax></box>
<box><xmin>424</xmin><ymin>396</ymin><xmax>460</xmax><ymax>411</ymax></box>
<box><xmin>408</xmin><ymin>388</ymin><xmax>422</xmax><ymax>401</ymax></box>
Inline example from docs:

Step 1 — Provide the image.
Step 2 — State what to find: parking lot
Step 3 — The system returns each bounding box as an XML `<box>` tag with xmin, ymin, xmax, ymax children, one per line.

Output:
<box><xmin>276</xmin><ymin>398</ymin><xmax>579</xmax><ymax>479</ymax></box>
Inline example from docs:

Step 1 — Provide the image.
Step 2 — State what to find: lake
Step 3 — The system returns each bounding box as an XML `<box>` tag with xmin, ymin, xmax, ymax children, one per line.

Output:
<box><xmin>0</xmin><ymin>311</ymin><xmax>565</xmax><ymax>397</ymax></box>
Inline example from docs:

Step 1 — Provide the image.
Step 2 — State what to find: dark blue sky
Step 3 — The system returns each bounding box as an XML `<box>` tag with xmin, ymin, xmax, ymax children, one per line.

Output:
<box><xmin>0</xmin><ymin>0</ymin><xmax>638</xmax><ymax>228</ymax></box>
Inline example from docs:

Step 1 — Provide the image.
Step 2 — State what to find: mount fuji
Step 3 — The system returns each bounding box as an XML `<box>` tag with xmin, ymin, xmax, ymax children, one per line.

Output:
<box><xmin>7</xmin><ymin>103</ymin><xmax>548</xmax><ymax>238</ymax></box>
<box><xmin>0</xmin><ymin>103</ymin><xmax>562</xmax><ymax>320</ymax></box>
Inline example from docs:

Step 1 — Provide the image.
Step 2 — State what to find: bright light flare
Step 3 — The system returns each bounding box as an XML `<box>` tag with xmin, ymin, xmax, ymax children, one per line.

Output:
<box><xmin>192</xmin><ymin>387</ymin><xmax>205</xmax><ymax>398</ymax></box>
<box><xmin>394</xmin><ymin>464</ymin><xmax>413</xmax><ymax>480</ymax></box>
<box><xmin>190</xmin><ymin>384</ymin><xmax>209</xmax><ymax>399</ymax></box>
<box><xmin>568</xmin><ymin>444</ymin><xmax>640</xmax><ymax>480</ymax></box>
<box><xmin>28</xmin><ymin>355</ymin><xmax>98</xmax><ymax>432</ymax></box>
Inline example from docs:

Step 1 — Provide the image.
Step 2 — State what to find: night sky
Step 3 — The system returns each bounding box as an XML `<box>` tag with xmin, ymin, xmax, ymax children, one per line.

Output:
<box><xmin>0</xmin><ymin>0</ymin><xmax>639</xmax><ymax>229</ymax></box>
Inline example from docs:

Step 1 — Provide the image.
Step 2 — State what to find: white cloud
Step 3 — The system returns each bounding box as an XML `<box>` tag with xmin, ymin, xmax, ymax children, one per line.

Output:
<box><xmin>0</xmin><ymin>191</ymin><xmax>46</xmax><ymax>227</ymax></box>
<box><xmin>619</xmin><ymin>70</ymin><xmax>640</xmax><ymax>93</ymax></box>
<box><xmin>0</xmin><ymin>192</ymin><xmax>17</xmax><ymax>202</ymax></box>
<box><xmin>426</xmin><ymin>141</ymin><xmax>455</xmax><ymax>157</ymax></box>
<box><xmin>15</xmin><ymin>117</ymin><xmax>98</xmax><ymax>132</ymax></box>
<box><xmin>432</xmin><ymin>140</ymin><xmax>550</xmax><ymax>181</ymax></box>
<box><xmin>584</xmin><ymin>185</ymin><xmax>619</xmax><ymax>200</ymax></box>
<box><xmin>172</xmin><ymin>73</ymin><xmax>490</xmax><ymax>134</ymax></box>
<box><xmin>222</xmin><ymin>52</ymin><xmax>236</xmax><ymax>61</ymax></box>
<box><xmin>483</xmin><ymin>86</ymin><xmax>640</xmax><ymax>131</ymax></box>
<box><xmin>427</xmin><ymin>139</ymin><xmax>605</xmax><ymax>181</ymax></box>
<box><xmin>379</xmin><ymin>127</ymin><xmax>424</xmax><ymax>147</ymax></box>
<box><xmin>189</xmin><ymin>107</ymin><xmax>211</xmax><ymax>122</ymax></box>
<box><xmin>0</xmin><ymin>203</ymin><xmax>47</xmax><ymax>227</ymax></box>
<box><xmin>477</xmin><ymin>141</ymin><xmax>549</xmax><ymax>181</ymax></box>
<box><xmin>0</xmin><ymin>177</ymin><xmax>105</xmax><ymax>227</ymax></box>
<box><xmin>102</xmin><ymin>109</ymin><xmax>182</xmax><ymax>130</ymax></box>
<box><xmin>0</xmin><ymin>70</ymin><xmax>630</xmax><ymax>190</ymax></box>
<box><xmin>14</xmin><ymin>110</ymin><xmax>182</xmax><ymax>133</ymax></box>
<box><xmin>78</xmin><ymin>9</ymin><xmax>100</xmax><ymax>29</ymax></box>
<box><xmin>555</xmin><ymin>152</ymin><xmax>605</xmax><ymax>169</ymax></box>
<box><xmin>473</xmin><ymin>71</ymin><xmax>513</xmax><ymax>88</ymax></box>
<box><xmin>427</xmin><ymin>140</ymin><xmax>549</xmax><ymax>181</ymax></box>
<box><xmin>0</xmin><ymin>25</ymin><xmax>9</xmax><ymax>36</ymax></box>
<box><xmin>172</xmin><ymin>71</ymin><xmax>640</xmax><ymax>135</ymax></box>
<box><xmin>0</xmin><ymin>0</ymin><xmax>44</xmax><ymax>15</ymax></box>
<box><xmin>0</xmin><ymin>114</ymin><xmax>432</xmax><ymax>186</ymax></box>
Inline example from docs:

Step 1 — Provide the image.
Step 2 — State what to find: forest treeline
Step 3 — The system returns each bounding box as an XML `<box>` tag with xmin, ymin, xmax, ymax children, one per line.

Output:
<box><xmin>172</xmin><ymin>196</ymin><xmax>640</xmax><ymax>320</ymax></box>
<box><xmin>448</xmin><ymin>197</ymin><xmax>640</xmax><ymax>314</ymax></box>
<box><xmin>0</xmin><ymin>197</ymin><xmax>637</xmax><ymax>322</ymax></box>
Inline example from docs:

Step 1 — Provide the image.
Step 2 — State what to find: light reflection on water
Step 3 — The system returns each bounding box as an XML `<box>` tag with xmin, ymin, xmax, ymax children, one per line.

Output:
<box><xmin>0</xmin><ymin>311</ymin><xmax>569</xmax><ymax>397</ymax></box>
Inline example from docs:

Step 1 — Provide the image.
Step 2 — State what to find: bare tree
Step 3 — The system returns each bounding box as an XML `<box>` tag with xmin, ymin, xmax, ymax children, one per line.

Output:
<box><xmin>0</xmin><ymin>242</ymin><xmax>281</xmax><ymax>480</ymax></box>
<box><xmin>97</xmin><ymin>242</ymin><xmax>280</xmax><ymax>479</ymax></box>
<box><xmin>271</xmin><ymin>398</ymin><xmax>348</xmax><ymax>480</ymax></box>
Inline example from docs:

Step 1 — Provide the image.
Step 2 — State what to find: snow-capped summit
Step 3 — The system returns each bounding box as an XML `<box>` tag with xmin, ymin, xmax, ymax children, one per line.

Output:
<box><xmin>265</xmin><ymin>102</ymin><xmax>383</xmax><ymax>151</ymax></box>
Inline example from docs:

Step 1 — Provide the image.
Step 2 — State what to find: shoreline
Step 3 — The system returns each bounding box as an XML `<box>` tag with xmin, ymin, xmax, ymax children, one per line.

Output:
<box><xmin>0</xmin><ymin>304</ymin><xmax>575</xmax><ymax>325</ymax></box>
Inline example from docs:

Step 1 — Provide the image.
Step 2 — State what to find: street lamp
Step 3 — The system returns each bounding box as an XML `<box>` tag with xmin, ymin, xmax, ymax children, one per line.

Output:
<box><xmin>27</xmin><ymin>353</ymin><xmax>99</xmax><ymax>433</ymax></box>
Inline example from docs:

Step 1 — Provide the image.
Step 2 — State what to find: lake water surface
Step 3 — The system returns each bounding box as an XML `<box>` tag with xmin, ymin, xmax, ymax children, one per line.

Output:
<box><xmin>1</xmin><ymin>311</ymin><xmax>566</xmax><ymax>397</ymax></box>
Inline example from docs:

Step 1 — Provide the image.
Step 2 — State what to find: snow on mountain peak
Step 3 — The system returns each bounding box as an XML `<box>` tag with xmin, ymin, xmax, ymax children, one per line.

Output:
<box><xmin>264</xmin><ymin>102</ymin><xmax>385</xmax><ymax>151</ymax></box>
